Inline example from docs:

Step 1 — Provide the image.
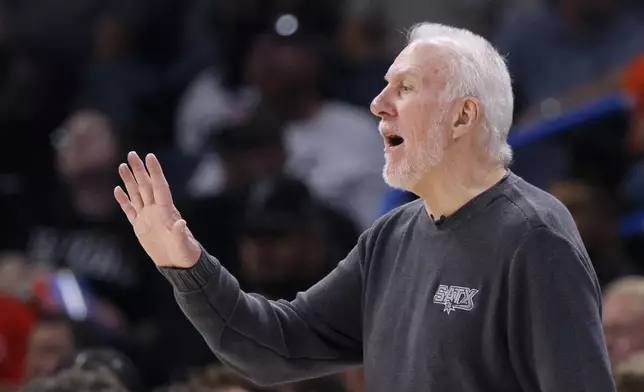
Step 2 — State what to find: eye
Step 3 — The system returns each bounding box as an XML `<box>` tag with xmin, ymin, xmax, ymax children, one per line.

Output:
<box><xmin>399</xmin><ymin>83</ymin><xmax>413</xmax><ymax>94</ymax></box>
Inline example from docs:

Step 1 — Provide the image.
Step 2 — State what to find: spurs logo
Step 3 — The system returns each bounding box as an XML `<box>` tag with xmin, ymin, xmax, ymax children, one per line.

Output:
<box><xmin>433</xmin><ymin>285</ymin><xmax>478</xmax><ymax>314</ymax></box>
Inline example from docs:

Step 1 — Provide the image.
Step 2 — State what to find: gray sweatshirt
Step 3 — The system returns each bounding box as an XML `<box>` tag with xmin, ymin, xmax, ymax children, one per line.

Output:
<box><xmin>159</xmin><ymin>171</ymin><xmax>616</xmax><ymax>391</ymax></box>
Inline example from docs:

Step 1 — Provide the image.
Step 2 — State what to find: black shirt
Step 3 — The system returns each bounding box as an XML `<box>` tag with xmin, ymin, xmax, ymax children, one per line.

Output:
<box><xmin>160</xmin><ymin>171</ymin><xmax>615</xmax><ymax>391</ymax></box>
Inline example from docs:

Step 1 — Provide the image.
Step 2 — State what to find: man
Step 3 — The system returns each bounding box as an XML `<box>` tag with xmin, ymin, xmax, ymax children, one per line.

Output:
<box><xmin>24</xmin><ymin>312</ymin><xmax>77</xmax><ymax>382</ymax></box>
<box><xmin>603</xmin><ymin>276</ymin><xmax>644</xmax><ymax>367</ymax></box>
<box><xmin>236</xmin><ymin>176</ymin><xmax>357</xmax><ymax>301</ymax></box>
<box><xmin>114</xmin><ymin>23</ymin><xmax>615</xmax><ymax>391</ymax></box>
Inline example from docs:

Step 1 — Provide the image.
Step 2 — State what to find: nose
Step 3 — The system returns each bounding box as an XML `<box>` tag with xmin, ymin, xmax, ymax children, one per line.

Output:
<box><xmin>370</xmin><ymin>90</ymin><xmax>396</xmax><ymax>119</ymax></box>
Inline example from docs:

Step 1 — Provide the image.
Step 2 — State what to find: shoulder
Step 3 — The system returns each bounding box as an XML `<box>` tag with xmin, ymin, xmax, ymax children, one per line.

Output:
<box><xmin>495</xmin><ymin>174</ymin><xmax>585</xmax><ymax>252</ymax></box>
<box><xmin>507</xmin><ymin>225</ymin><xmax>602</xmax><ymax>305</ymax></box>
<box><xmin>499</xmin><ymin>176</ymin><xmax>599</xmax><ymax>289</ymax></box>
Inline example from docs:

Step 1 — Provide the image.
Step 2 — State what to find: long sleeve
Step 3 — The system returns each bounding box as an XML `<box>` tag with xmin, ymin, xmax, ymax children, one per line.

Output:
<box><xmin>507</xmin><ymin>226</ymin><xmax>616</xmax><ymax>392</ymax></box>
<box><xmin>157</xmin><ymin>233</ymin><xmax>367</xmax><ymax>386</ymax></box>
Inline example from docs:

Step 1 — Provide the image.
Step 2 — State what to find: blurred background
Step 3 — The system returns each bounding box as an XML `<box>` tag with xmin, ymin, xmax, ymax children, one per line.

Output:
<box><xmin>3</xmin><ymin>0</ymin><xmax>644</xmax><ymax>390</ymax></box>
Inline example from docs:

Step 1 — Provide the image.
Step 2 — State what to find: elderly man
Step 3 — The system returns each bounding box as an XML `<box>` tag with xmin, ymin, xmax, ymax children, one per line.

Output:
<box><xmin>114</xmin><ymin>23</ymin><xmax>615</xmax><ymax>391</ymax></box>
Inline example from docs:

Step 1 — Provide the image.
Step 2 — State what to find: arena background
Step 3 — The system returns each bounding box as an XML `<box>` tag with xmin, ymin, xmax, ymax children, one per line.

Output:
<box><xmin>3</xmin><ymin>0</ymin><xmax>644</xmax><ymax>390</ymax></box>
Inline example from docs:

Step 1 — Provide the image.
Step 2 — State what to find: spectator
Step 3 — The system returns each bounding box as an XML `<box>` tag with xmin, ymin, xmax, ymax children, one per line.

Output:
<box><xmin>21</xmin><ymin>108</ymin><xmax>169</xmax><ymax>335</ymax></box>
<box><xmin>176</xmin><ymin>0</ymin><xmax>345</xmax><ymax>156</ymax></box>
<box><xmin>24</xmin><ymin>312</ymin><xmax>82</xmax><ymax>382</ymax></box>
<box><xmin>239</xmin><ymin>176</ymin><xmax>357</xmax><ymax>300</ymax></box>
<box><xmin>186</xmin><ymin>105</ymin><xmax>285</xmax><ymax>199</ymax></box>
<box><xmin>246</xmin><ymin>32</ymin><xmax>385</xmax><ymax>230</ymax></box>
<box><xmin>179</xmin><ymin>106</ymin><xmax>287</xmax><ymax>277</ymax></box>
<box><xmin>174</xmin><ymin>0</ymin><xmax>272</xmax><ymax>157</ymax></box>
<box><xmin>0</xmin><ymin>252</ymin><xmax>47</xmax><ymax>300</ymax></box>
<box><xmin>52</xmin><ymin>109</ymin><xmax>123</xmax><ymax>221</ymax></box>
<box><xmin>603</xmin><ymin>276</ymin><xmax>644</xmax><ymax>367</ymax></box>
<box><xmin>20</xmin><ymin>367</ymin><xmax>128</xmax><ymax>392</ymax></box>
<box><xmin>57</xmin><ymin>348</ymin><xmax>144</xmax><ymax>392</ymax></box>
<box><xmin>179</xmin><ymin>31</ymin><xmax>386</xmax><ymax>230</ymax></box>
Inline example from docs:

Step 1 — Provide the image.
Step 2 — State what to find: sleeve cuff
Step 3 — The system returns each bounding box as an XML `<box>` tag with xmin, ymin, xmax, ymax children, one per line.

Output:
<box><xmin>158</xmin><ymin>247</ymin><xmax>219</xmax><ymax>293</ymax></box>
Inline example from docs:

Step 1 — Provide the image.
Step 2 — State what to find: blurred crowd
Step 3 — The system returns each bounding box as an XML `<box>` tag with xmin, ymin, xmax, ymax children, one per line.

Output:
<box><xmin>3</xmin><ymin>0</ymin><xmax>644</xmax><ymax>390</ymax></box>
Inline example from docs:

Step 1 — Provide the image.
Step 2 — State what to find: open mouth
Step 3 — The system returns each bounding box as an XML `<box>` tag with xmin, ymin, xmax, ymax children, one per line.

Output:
<box><xmin>386</xmin><ymin>135</ymin><xmax>405</xmax><ymax>147</ymax></box>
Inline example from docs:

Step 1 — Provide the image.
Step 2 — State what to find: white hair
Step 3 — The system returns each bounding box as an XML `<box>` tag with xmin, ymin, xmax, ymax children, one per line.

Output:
<box><xmin>605</xmin><ymin>276</ymin><xmax>644</xmax><ymax>300</ymax></box>
<box><xmin>407</xmin><ymin>23</ymin><xmax>514</xmax><ymax>166</ymax></box>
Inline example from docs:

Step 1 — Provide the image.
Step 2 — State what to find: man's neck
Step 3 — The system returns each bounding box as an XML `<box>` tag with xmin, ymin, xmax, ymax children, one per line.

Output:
<box><xmin>413</xmin><ymin>158</ymin><xmax>507</xmax><ymax>219</ymax></box>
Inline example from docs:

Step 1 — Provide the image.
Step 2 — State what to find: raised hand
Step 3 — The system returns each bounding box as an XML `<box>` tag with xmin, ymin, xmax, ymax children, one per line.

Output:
<box><xmin>114</xmin><ymin>152</ymin><xmax>201</xmax><ymax>268</ymax></box>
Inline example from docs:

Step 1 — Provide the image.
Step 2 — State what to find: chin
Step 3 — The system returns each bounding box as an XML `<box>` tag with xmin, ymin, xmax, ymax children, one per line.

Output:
<box><xmin>383</xmin><ymin>163</ymin><xmax>420</xmax><ymax>191</ymax></box>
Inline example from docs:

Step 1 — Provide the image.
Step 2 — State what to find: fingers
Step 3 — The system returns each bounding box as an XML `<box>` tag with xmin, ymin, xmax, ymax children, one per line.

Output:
<box><xmin>114</xmin><ymin>186</ymin><xmax>137</xmax><ymax>224</ymax></box>
<box><xmin>117</xmin><ymin>152</ymin><xmax>173</xmax><ymax>212</ymax></box>
<box><xmin>118</xmin><ymin>163</ymin><xmax>144</xmax><ymax>211</ymax></box>
<box><xmin>127</xmin><ymin>151</ymin><xmax>155</xmax><ymax>205</ymax></box>
<box><xmin>145</xmin><ymin>153</ymin><xmax>173</xmax><ymax>206</ymax></box>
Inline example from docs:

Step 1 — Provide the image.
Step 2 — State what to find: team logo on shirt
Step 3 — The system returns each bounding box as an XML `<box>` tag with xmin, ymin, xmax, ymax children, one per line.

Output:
<box><xmin>433</xmin><ymin>285</ymin><xmax>478</xmax><ymax>314</ymax></box>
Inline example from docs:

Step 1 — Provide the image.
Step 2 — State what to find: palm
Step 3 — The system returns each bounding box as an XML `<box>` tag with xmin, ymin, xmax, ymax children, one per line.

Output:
<box><xmin>114</xmin><ymin>152</ymin><xmax>201</xmax><ymax>268</ymax></box>
<box><xmin>133</xmin><ymin>204</ymin><xmax>180</xmax><ymax>266</ymax></box>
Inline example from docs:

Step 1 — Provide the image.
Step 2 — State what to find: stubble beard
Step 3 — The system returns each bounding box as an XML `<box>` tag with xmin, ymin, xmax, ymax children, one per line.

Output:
<box><xmin>382</xmin><ymin>121</ymin><xmax>447</xmax><ymax>191</ymax></box>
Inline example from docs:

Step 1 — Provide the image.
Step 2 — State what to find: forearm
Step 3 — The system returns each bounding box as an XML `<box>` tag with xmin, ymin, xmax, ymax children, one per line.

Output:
<box><xmin>159</xmin><ymin>248</ymin><xmax>361</xmax><ymax>385</ymax></box>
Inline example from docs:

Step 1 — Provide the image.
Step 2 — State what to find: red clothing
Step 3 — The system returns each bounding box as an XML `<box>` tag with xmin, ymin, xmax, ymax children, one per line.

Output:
<box><xmin>0</xmin><ymin>295</ymin><xmax>35</xmax><ymax>386</ymax></box>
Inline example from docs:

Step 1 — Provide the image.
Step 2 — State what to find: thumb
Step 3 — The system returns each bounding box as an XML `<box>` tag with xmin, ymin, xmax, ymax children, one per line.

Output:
<box><xmin>172</xmin><ymin>218</ymin><xmax>188</xmax><ymax>236</ymax></box>
<box><xmin>171</xmin><ymin>219</ymin><xmax>201</xmax><ymax>267</ymax></box>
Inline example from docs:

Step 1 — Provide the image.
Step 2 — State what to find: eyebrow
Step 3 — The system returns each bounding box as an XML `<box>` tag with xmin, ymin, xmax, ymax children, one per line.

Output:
<box><xmin>384</xmin><ymin>68</ymin><xmax>421</xmax><ymax>83</ymax></box>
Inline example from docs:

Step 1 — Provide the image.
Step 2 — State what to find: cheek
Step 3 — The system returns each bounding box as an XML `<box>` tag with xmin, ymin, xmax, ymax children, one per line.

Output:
<box><xmin>402</xmin><ymin>97</ymin><xmax>438</xmax><ymax>123</ymax></box>
<box><xmin>403</xmin><ymin>114</ymin><xmax>433</xmax><ymax>144</ymax></box>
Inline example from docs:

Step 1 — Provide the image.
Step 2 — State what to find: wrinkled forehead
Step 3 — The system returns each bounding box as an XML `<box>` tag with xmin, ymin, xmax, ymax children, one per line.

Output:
<box><xmin>385</xmin><ymin>41</ymin><xmax>449</xmax><ymax>88</ymax></box>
